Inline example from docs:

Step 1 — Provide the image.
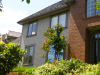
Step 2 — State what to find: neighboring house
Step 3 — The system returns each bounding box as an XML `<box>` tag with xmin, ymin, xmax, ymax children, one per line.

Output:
<box><xmin>18</xmin><ymin>0</ymin><xmax>100</xmax><ymax>66</ymax></box>
<box><xmin>0</xmin><ymin>34</ymin><xmax>3</xmax><ymax>42</ymax></box>
<box><xmin>1</xmin><ymin>34</ymin><xmax>7</xmax><ymax>42</ymax></box>
<box><xmin>0</xmin><ymin>31</ymin><xmax>21</xmax><ymax>46</ymax></box>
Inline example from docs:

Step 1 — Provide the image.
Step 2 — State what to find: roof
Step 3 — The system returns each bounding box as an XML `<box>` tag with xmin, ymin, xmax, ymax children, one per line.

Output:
<box><xmin>8</xmin><ymin>31</ymin><xmax>21</xmax><ymax>38</ymax></box>
<box><xmin>12</xmin><ymin>37</ymin><xmax>21</xmax><ymax>45</ymax></box>
<box><xmin>62</xmin><ymin>0</ymin><xmax>75</xmax><ymax>3</ymax></box>
<box><xmin>18</xmin><ymin>0</ymin><xmax>73</xmax><ymax>24</ymax></box>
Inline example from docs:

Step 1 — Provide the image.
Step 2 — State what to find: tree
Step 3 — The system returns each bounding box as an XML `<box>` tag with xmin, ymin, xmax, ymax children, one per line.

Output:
<box><xmin>22</xmin><ymin>0</ymin><xmax>30</xmax><ymax>4</ymax></box>
<box><xmin>0</xmin><ymin>0</ymin><xmax>30</xmax><ymax>11</ymax></box>
<box><xmin>0</xmin><ymin>0</ymin><xmax>2</xmax><ymax>11</ymax></box>
<box><xmin>41</xmin><ymin>24</ymin><xmax>67</xmax><ymax>60</ymax></box>
<box><xmin>95</xmin><ymin>0</ymin><xmax>100</xmax><ymax>12</ymax></box>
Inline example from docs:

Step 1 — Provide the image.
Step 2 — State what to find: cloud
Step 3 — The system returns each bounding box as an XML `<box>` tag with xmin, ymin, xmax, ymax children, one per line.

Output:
<box><xmin>0</xmin><ymin>7</ymin><xmax>27</xmax><ymax>34</ymax></box>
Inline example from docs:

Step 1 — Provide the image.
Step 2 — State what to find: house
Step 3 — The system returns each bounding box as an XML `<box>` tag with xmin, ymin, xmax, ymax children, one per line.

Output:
<box><xmin>0</xmin><ymin>31</ymin><xmax>21</xmax><ymax>45</ymax></box>
<box><xmin>18</xmin><ymin>0</ymin><xmax>100</xmax><ymax>66</ymax></box>
<box><xmin>0</xmin><ymin>34</ymin><xmax>7</xmax><ymax>42</ymax></box>
<box><xmin>0</xmin><ymin>34</ymin><xmax>3</xmax><ymax>42</ymax></box>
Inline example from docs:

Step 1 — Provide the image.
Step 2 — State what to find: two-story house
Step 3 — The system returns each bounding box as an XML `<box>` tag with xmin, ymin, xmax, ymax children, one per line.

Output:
<box><xmin>18</xmin><ymin>0</ymin><xmax>100</xmax><ymax>66</ymax></box>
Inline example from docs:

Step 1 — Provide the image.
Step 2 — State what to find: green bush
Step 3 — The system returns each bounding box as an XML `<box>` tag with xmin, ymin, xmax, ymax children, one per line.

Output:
<box><xmin>33</xmin><ymin>58</ymin><xmax>87</xmax><ymax>75</ymax></box>
<box><xmin>12</xmin><ymin>58</ymin><xmax>100</xmax><ymax>75</ymax></box>
<box><xmin>0</xmin><ymin>42</ymin><xmax>26</xmax><ymax>75</ymax></box>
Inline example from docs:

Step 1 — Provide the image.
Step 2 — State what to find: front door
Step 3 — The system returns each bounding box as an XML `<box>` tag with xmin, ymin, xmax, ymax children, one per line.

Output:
<box><xmin>90</xmin><ymin>33</ymin><xmax>100</xmax><ymax>64</ymax></box>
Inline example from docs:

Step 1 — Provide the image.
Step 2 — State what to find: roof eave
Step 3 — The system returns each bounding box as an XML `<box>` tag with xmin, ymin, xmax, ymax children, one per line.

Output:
<box><xmin>17</xmin><ymin>0</ymin><xmax>76</xmax><ymax>25</ymax></box>
<box><xmin>62</xmin><ymin>0</ymin><xmax>76</xmax><ymax>5</ymax></box>
<box><xmin>17</xmin><ymin>7</ymin><xmax>69</xmax><ymax>25</ymax></box>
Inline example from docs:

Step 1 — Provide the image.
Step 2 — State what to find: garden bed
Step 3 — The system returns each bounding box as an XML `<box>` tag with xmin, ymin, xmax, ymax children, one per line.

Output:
<box><xmin>6</xmin><ymin>59</ymin><xmax>100</xmax><ymax>75</ymax></box>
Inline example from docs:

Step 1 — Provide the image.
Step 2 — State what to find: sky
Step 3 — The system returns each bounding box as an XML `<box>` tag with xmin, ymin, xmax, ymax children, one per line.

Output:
<box><xmin>0</xmin><ymin>0</ymin><xmax>61</xmax><ymax>34</ymax></box>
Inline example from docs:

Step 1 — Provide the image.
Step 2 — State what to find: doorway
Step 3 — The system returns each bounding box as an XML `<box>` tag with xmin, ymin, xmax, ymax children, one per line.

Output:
<box><xmin>90</xmin><ymin>33</ymin><xmax>100</xmax><ymax>64</ymax></box>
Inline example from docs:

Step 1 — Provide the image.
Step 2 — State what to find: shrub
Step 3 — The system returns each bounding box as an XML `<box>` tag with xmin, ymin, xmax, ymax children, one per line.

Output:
<box><xmin>0</xmin><ymin>42</ymin><xmax>26</xmax><ymax>75</ymax></box>
<box><xmin>12</xmin><ymin>58</ymin><xmax>100</xmax><ymax>75</ymax></box>
<box><xmin>33</xmin><ymin>58</ymin><xmax>87</xmax><ymax>75</ymax></box>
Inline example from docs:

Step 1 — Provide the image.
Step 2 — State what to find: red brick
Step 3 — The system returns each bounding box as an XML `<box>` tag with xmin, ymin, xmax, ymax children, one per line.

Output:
<box><xmin>68</xmin><ymin>0</ymin><xmax>100</xmax><ymax>63</ymax></box>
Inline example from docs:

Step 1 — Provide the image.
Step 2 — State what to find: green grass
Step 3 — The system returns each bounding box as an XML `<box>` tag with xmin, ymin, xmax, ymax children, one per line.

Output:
<box><xmin>12</xmin><ymin>67</ymin><xmax>37</xmax><ymax>74</ymax></box>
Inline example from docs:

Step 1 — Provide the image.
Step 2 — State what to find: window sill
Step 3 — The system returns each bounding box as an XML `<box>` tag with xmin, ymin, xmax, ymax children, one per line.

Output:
<box><xmin>64</xmin><ymin>26</ymin><xmax>68</xmax><ymax>29</ymax></box>
<box><xmin>83</xmin><ymin>15</ymin><xmax>100</xmax><ymax>20</ymax></box>
<box><xmin>23</xmin><ymin>64</ymin><xmax>33</xmax><ymax>66</ymax></box>
<box><xmin>50</xmin><ymin>26</ymin><xmax>68</xmax><ymax>29</ymax></box>
<box><xmin>26</xmin><ymin>34</ymin><xmax>37</xmax><ymax>37</ymax></box>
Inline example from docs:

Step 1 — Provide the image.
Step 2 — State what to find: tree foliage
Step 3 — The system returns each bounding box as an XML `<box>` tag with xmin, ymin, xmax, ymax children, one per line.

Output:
<box><xmin>95</xmin><ymin>0</ymin><xmax>100</xmax><ymax>12</ymax></box>
<box><xmin>0</xmin><ymin>0</ymin><xmax>30</xmax><ymax>11</ymax></box>
<box><xmin>41</xmin><ymin>24</ymin><xmax>67</xmax><ymax>60</ymax></box>
<box><xmin>0</xmin><ymin>42</ymin><xmax>26</xmax><ymax>75</ymax></box>
<box><xmin>0</xmin><ymin>0</ymin><xmax>2</xmax><ymax>11</ymax></box>
<box><xmin>22</xmin><ymin>0</ymin><xmax>30</xmax><ymax>4</ymax></box>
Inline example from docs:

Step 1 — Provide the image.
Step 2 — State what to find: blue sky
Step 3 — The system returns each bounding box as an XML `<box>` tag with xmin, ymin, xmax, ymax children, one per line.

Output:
<box><xmin>0</xmin><ymin>0</ymin><xmax>61</xmax><ymax>34</ymax></box>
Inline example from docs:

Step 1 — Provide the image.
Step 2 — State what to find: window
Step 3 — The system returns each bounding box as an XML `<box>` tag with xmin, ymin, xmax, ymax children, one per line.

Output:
<box><xmin>51</xmin><ymin>16</ymin><xmax>58</xmax><ymax>28</ymax></box>
<box><xmin>28</xmin><ymin>22</ymin><xmax>37</xmax><ymax>36</ymax></box>
<box><xmin>59</xmin><ymin>13</ymin><xmax>66</xmax><ymax>27</ymax></box>
<box><xmin>87</xmin><ymin>0</ymin><xmax>100</xmax><ymax>17</ymax></box>
<box><xmin>23</xmin><ymin>46</ymin><xmax>34</xmax><ymax>65</ymax></box>
<box><xmin>51</xmin><ymin>12</ymin><xmax>68</xmax><ymax>28</ymax></box>
<box><xmin>48</xmin><ymin>45</ymin><xmax>63</xmax><ymax>61</ymax></box>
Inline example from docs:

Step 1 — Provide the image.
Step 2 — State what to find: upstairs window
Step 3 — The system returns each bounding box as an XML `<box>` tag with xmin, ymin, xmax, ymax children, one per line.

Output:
<box><xmin>23</xmin><ymin>46</ymin><xmax>34</xmax><ymax>65</ymax></box>
<box><xmin>51</xmin><ymin>16</ymin><xmax>58</xmax><ymax>28</ymax></box>
<box><xmin>87</xmin><ymin>0</ymin><xmax>100</xmax><ymax>17</ymax></box>
<box><xmin>51</xmin><ymin>12</ymin><xmax>69</xmax><ymax>28</ymax></box>
<box><xmin>28</xmin><ymin>22</ymin><xmax>37</xmax><ymax>36</ymax></box>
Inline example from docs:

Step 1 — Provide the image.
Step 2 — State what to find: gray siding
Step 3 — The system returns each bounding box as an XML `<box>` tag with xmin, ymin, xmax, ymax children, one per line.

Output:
<box><xmin>21</xmin><ymin>12</ymin><xmax>69</xmax><ymax>66</ymax></box>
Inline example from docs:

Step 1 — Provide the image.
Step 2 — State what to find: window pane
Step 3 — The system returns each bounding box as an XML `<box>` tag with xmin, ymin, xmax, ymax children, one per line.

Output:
<box><xmin>24</xmin><ymin>55</ymin><xmax>29</xmax><ymax>64</ymax></box>
<box><xmin>59</xmin><ymin>49</ymin><xmax>63</xmax><ymax>60</ymax></box>
<box><xmin>23</xmin><ymin>48</ymin><xmax>29</xmax><ymax>64</ymax></box>
<box><xmin>96</xmin><ymin>10</ymin><xmax>100</xmax><ymax>15</ymax></box>
<box><xmin>29</xmin><ymin>47</ymin><xmax>34</xmax><ymax>64</ymax></box>
<box><xmin>28</xmin><ymin>24</ymin><xmax>32</xmax><ymax>36</ymax></box>
<box><xmin>32</xmin><ymin>22</ymin><xmax>37</xmax><ymax>35</ymax></box>
<box><xmin>48</xmin><ymin>45</ymin><xmax>63</xmax><ymax>61</ymax></box>
<box><xmin>24</xmin><ymin>47</ymin><xmax>34</xmax><ymax>65</ymax></box>
<box><xmin>30</xmin><ymin>47</ymin><xmax>34</xmax><ymax>56</ymax></box>
<box><xmin>87</xmin><ymin>0</ymin><xmax>95</xmax><ymax>17</ymax></box>
<box><xmin>99</xmin><ymin>34</ymin><xmax>100</xmax><ymax>38</ymax></box>
<box><xmin>95</xmin><ymin>34</ymin><xmax>98</xmax><ymax>38</ymax></box>
<box><xmin>51</xmin><ymin>16</ymin><xmax>58</xmax><ymax>28</ymax></box>
<box><xmin>59</xmin><ymin>13</ymin><xmax>66</xmax><ymax>27</ymax></box>
<box><xmin>48</xmin><ymin>46</ymin><xmax>55</xmax><ymax>61</ymax></box>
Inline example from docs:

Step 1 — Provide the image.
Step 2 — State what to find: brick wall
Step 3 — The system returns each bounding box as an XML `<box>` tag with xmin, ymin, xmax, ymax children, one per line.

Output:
<box><xmin>68</xmin><ymin>0</ymin><xmax>100</xmax><ymax>63</ymax></box>
<box><xmin>6</xmin><ymin>72</ymin><xmax>25</xmax><ymax>75</ymax></box>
